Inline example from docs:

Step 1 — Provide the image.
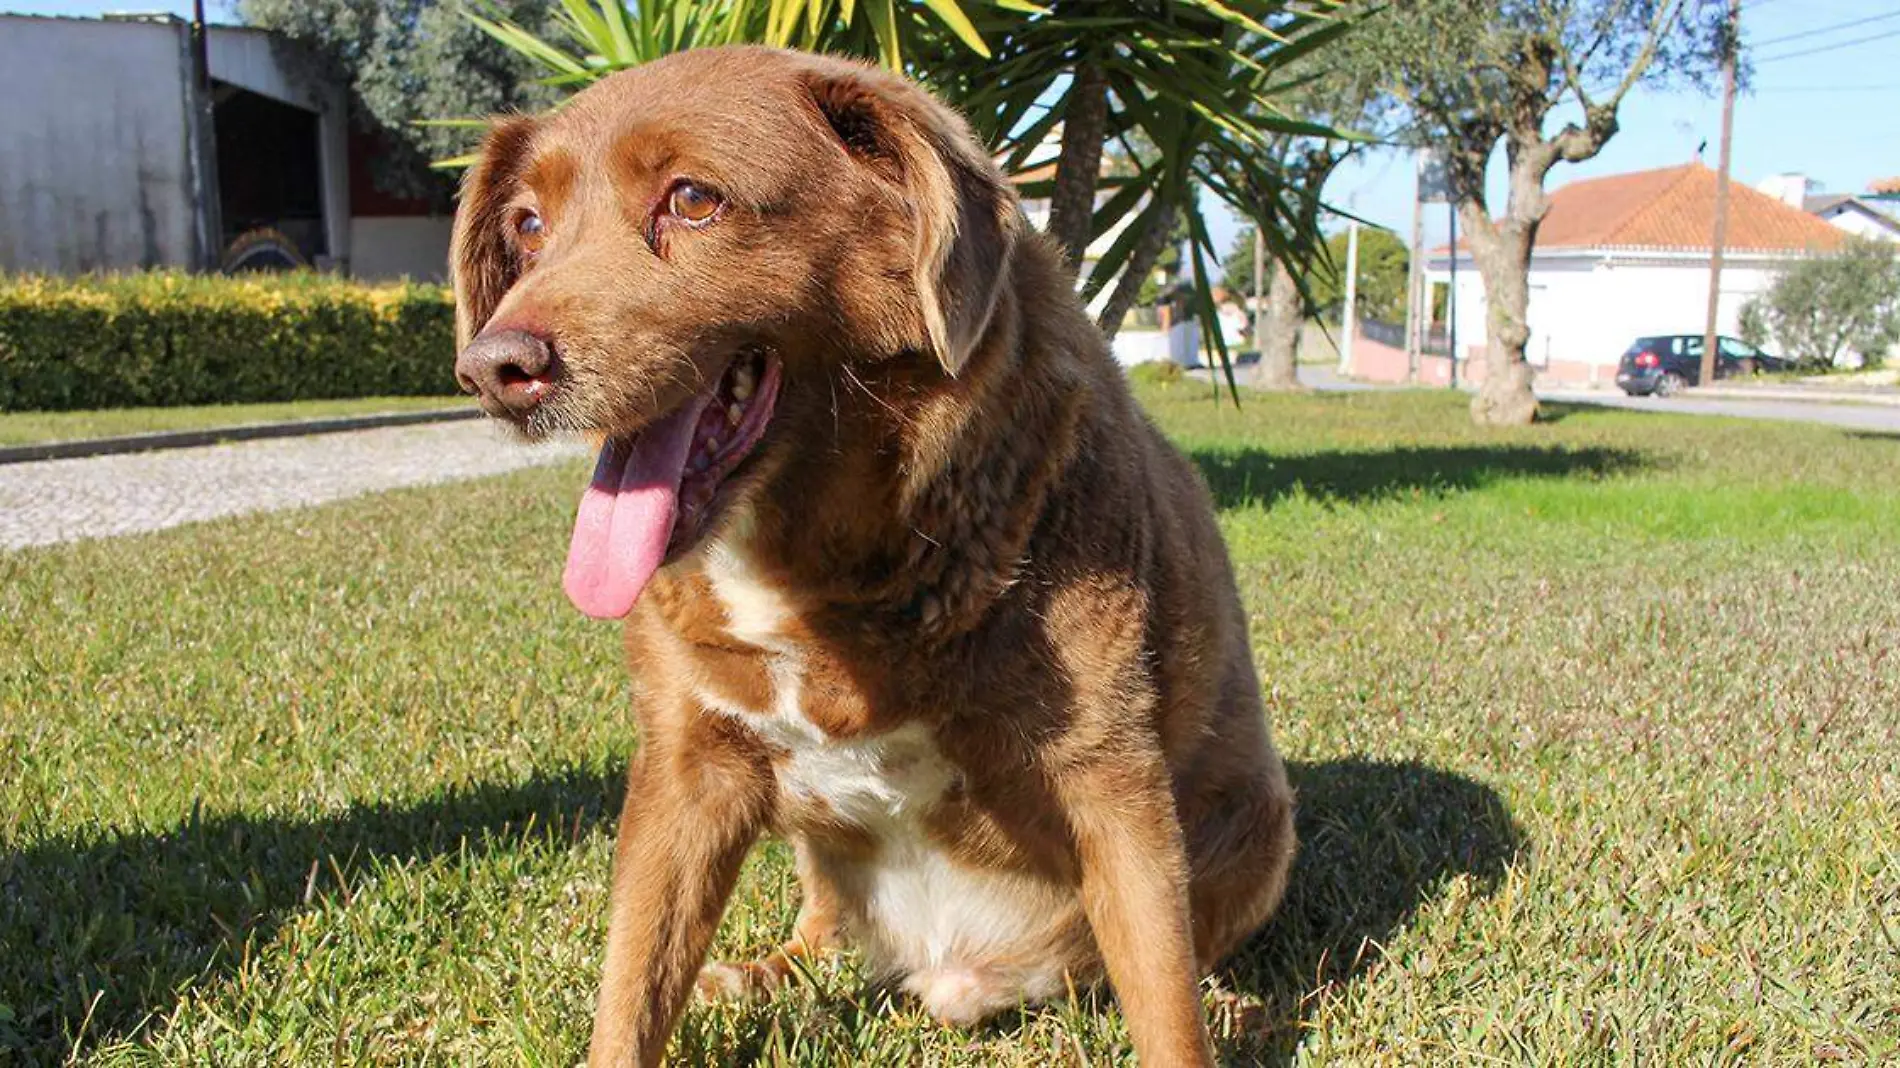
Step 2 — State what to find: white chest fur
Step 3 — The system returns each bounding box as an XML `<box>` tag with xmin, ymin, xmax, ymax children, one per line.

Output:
<box><xmin>697</xmin><ymin>536</ymin><xmax>1074</xmax><ymax>1000</ymax></box>
<box><xmin>701</xmin><ymin>535</ymin><xmax>958</xmax><ymax>827</ymax></box>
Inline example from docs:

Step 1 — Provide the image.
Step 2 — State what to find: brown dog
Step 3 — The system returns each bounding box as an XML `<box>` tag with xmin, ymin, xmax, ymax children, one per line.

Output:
<box><xmin>450</xmin><ymin>46</ymin><xmax>1295</xmax><ymax>1068</ymax></box>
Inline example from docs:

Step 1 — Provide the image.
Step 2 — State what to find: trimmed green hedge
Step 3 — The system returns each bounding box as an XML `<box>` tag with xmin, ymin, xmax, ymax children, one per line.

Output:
<box><xmin>0</xmin><ymin>272</ymin><xmax>457</xmax><ymax>412</ymax></box>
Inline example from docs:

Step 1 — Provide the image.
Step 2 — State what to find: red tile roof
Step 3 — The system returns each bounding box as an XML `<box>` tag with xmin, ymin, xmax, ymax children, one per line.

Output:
<box><xmin>1446</xmin><ymin>163</ymin><xmax>1847</xmax><ymax>255</ymax></box>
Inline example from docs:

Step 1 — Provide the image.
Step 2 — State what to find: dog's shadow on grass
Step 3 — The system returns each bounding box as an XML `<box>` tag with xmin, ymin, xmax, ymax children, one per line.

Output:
<box><xmin>0</xmin><ymin>764</ymin><xmax>626</xmax><ymax>1062</ymax></box>
<box><xmin>1206</xmin><ymin>758</ymin><xmax>1524</xmax><ymax>1065</ymax></box>
<box><xmin>964</xmin><ymin>758</ymin><xmax>1522</xmax><ymax>1064</ymax></box>
<box><xmin>2</xmin><ymin>757</ymin><xmax>1519</xmax><ymax>1064</ymax></box>
<box><xmin>1190</xmin><ymin>443</ymin><xmax>1645</xmax><ymax>510</ymax></box>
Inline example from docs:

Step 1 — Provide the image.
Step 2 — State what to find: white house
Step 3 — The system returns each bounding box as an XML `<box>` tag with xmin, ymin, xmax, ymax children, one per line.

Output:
<box><xmin>1419</xmin><ymin>163</ymin><xmax>1845</xmax><ymax>387</ymax></box>
<box><xmin>1805</xmin><ymin>196</ymin><xmax>1900</xmax><ymax>243</ymax></box>
<box><xmin>1754</xmin><ymin>173</ymin><xmax>1900</xmax><ymax>243</ymax></box>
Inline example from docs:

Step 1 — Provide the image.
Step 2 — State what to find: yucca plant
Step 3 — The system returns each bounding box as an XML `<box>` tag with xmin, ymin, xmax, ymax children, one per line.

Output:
<box><xmin>941</xmin><ymin>1</ymin><xmax>1367</xmax><ymax>399</ymax></box>
<box><xmin>424</xmin><ymin>0</ymin><xmax>1004</xmax><ymax>167</ymax></box>
<box><xmin>447</xmin><ymin>0</ymin><xmax>1369</xmax><ymax>398</ymax></box>
<box><xmin>464</xmin><ymin>0</ymin><xmax>996</xmax><ymax>84</ymax></box>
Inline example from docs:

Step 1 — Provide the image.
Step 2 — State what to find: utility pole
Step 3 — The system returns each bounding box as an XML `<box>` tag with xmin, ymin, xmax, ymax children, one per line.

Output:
<box><xmin>1252</xmin><ymin>224</ymin><xmax>1265</xmax><ymax>361</ymax></box>
<box><xmin>1406</xmin><ymin>156</ymin><xmax>1426</xmax><ymax>384</ymax></box>
<box><xmin>186</xmin><ymin>0</ymin><xmax>223</xmax><ymax>271</ymax></box>
<box><xmin>1338</xmin><ymin>218</ymin><xmax>1360</xmax><ymax>376</ymax></box>
<box><xmin>1447</xmin><ymin>203</ymin><xmax>1459</xmax><ymax>389</ymax></box>
<box><xmin>1700</xmin><ymin>0</ymin><xmax>1740</xmax><ymax>388</ymax></box>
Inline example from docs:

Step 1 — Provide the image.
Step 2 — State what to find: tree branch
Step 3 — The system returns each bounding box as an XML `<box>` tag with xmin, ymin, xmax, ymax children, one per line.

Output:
<box><xmin>1600</xmin><ymin>0</ymin><xmax>1685</xmax><ymax>110</ymax></box>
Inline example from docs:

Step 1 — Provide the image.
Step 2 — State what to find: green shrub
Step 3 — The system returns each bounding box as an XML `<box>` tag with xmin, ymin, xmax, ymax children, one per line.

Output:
<box><xmin>0</xmin><ymin>272</ymin><xmax>457</xmax><ymax>411</ymax></box>
<box><xmin>1738</xmin><ymin>238</ymin><xmax>1900</xmax><ymax>371</ymax></box>
<box><xmin>1127</xmin><ymin>359</ymin><xmax>1186</xmax><ymax>386</ymax></box>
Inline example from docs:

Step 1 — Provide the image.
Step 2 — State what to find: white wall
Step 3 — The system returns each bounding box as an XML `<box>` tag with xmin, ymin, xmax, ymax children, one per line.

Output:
<box><xmin>0</xmin><ymin>16</ymin><xmax>195</xmax><ymax>271</ymax></box>
<box><xmin>1109</xmin><ymin>325</ymin><xmax>1201</xmax><ymax>368</ymax></box>
<box><xmin>1429</xmin><ymin>252</ymin><xmax>1792</xmax><ymax>370</ymax></box>
<box><xmin>348</xmin><ymin>216</ymin><xmax>453</xmax><ymax>281</ymax></box>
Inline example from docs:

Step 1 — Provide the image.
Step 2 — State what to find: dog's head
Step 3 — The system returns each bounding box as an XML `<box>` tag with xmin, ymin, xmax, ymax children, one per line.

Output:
<box><xmin>450</xmin><ymin>47</ymin><xmax>1018</xmax><ymax>619</ymax></box>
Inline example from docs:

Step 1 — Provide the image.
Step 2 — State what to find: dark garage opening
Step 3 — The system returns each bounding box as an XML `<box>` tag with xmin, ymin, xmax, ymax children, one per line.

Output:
<box><xmin>211</xmin><ymin>82</ymin><xmax>326</xmax><ymax>268</ymax></box>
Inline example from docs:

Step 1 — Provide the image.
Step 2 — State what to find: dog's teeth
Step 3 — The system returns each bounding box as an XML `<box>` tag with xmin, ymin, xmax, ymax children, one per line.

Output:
<box><xmin>727</xmin><ymin>403</ymin><xmax>744</xmax><ymax>425</ymax></box>
<box><xmin>731</xmin><ymin>369</ymin><xmax>755</xmax><ymax>401</ymax></box>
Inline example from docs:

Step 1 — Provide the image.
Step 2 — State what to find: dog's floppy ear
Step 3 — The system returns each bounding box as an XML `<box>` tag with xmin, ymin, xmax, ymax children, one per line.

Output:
<box><xmin>450</xmin><ymin>115</ymin><xmax>539</xmax><ymax>349</ymax></box>
<box><xmin>804</xmin><ymin>69</ymin><xmax>1016</xmax><ymax>376</ymax></box>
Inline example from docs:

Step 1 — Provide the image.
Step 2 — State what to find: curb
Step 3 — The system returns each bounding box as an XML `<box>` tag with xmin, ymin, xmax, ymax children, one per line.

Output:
<box><xmin>1681</xmin><ymin>387</ymin><xmax>1900</xmax><ymax>407</ymax></box>
<box><xmin>0</xmin><ymin>407</ymin><xmax>483</xmax><ymax>466</ymax></box>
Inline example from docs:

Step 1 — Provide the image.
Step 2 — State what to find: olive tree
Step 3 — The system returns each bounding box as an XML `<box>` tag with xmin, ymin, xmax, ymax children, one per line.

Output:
<box><xmin>1740</xmin><ymin>238</ymin><xmax>1900</xmax><ymax>371</ymax></box>
<box><xmin>1360</xmin><ymin>0</ymin><xmax>1732</xmax><ymax>425</ymax></box>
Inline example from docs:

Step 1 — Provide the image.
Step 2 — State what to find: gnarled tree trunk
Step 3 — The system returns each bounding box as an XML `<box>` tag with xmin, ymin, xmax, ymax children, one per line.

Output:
<box><xmin>1252</xmin><ymin>258</ymin><xmax>1302</xmax><ymax>389</ymax></box>
<box><xmin>1462</xmin><ymin>201</ymin><xmax>1539</xmax><ymax>426</ymax></box>
<box><xmin>1097</xmin><ymin>202</ymin><xmax>1178</xmax><ymax>340</ymax></box>
<box><xmin>1047</xmin><ymin>61</ymin><xmax>1107</xmax><ymax>273</ymax></box>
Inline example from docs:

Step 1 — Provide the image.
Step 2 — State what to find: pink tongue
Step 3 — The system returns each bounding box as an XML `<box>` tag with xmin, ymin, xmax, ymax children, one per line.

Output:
<box><xmin>562</xmin><ymin>394</ymin><xmax>712</xmax><ymax>619</ymax></box>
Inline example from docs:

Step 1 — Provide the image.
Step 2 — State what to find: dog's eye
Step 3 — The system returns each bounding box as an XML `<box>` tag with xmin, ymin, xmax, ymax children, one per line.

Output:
<box><xmin>514</xmin><ymin>210</ymin><xmax>547</xmax><ymax>255</ymax></box>
<box><xmin>667</xmin><ymin>183</ymin><xmax>721</xmax><ymax>225</ymax></box>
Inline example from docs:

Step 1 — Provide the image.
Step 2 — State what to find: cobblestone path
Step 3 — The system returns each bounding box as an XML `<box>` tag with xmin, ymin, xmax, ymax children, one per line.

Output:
<box><xmin>0</xmin><ymin>421</ymin><xmax>584</xmax><ymax>550</ymax></box>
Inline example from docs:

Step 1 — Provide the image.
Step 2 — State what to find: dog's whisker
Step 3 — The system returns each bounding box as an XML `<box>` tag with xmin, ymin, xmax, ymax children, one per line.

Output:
<box><xmin>842</xmin><ymin>363</ymin><xmax>911</xmax><ymax>426</ymax></box>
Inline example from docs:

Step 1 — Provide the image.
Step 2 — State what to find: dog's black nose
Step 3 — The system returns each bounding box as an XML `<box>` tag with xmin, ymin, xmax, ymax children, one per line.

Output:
<box><xmin>456</xmin><ymin>328</ymin><xmax>554</xmax><ymax>417</ymax></box>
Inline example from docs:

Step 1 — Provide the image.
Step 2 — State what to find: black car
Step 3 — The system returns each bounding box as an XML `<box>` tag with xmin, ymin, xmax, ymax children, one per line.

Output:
<box><xmin>1616</xmin><ymin>335</ymin><xmax>1791</xmax><ymax>396</ymax></box>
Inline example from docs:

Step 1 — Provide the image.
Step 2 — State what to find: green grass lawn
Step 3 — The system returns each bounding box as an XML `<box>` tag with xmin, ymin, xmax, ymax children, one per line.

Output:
<box><xmin>2</xmin><ymin>387</ymin><xmax>1895</xmax><ymax>1065</ymax></box>
<box><xmin>0</xmin><ymin>396</ymin><xmax>471</xmax><ymax>447</ymax></box>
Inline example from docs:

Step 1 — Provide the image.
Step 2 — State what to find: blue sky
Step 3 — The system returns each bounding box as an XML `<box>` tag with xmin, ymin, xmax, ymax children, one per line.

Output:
<box><xmin>16</xmin><ymin>0</ymin><xmax>1900</xmax><ymax>258</ymax></box>
<box><xmin>1295</xmin><ymin>0</ymin><xmax>1900</xmax><ymax>257</ymax></box>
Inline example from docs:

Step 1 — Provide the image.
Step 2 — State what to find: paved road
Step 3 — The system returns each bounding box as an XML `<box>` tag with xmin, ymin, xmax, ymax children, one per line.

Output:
<box><xmin>1289</xmin><ymin>365</ymin><xmax>1900</xmax><ymax>434</ymax></box>
<box><xmin>1535</xmin><ymin>388</ymin><xmax>1900</xmax><ymax>433</ymax></box>
<box><xmin>0</xmin><ymin>421</ymin><xmax>585</xmax><ymax>551</ymax></box>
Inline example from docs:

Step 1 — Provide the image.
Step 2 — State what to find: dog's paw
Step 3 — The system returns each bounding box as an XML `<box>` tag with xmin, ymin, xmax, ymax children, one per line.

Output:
<box><xmin>694</xmin><ymin>959</ymin><xmax>786</xmax><ymax>1002</ymax></box>
<box><xmin>1204</xmin><ymin>984</ymin><xmax>1271</xmax><ymax>1044</ymax></box>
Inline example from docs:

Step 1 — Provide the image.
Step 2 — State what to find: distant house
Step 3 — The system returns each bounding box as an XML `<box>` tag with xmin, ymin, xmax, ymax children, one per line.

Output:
<box><xmin>0</xmin><ymin>13</ymin><xmax>452</xmax><ymax>280</ymax></box>
<box><xmin>1804</xmin><ymin>193</ymin><xmax>1900</xmax><ymax>242</ymax></box>
<box><xmin>1417</xmin><ymin>163</ymin><xmax>1843</xmax><ymax>387</ymax></box>
<box><xmin>1757</xmin><ymin>173</ymin><xmax>1900</xmax><ymax>242</ymax></box>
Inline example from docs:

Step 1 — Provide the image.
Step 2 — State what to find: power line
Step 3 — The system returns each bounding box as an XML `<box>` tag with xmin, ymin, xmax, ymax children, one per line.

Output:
<box><xmin>1751</xmin><ymin>83</ymin><xmax>1900</xmax><ymax>93</ymax></box>
<box><xmin>1757</xmin><ymin>26</ymin><xmax>1900</xmax><ymax>65</ymax></box>
<box><xmin>1750</xmin><ymin>9</ymin><xmax>1900</xmax><ymax>50</ymax></box>
<box><xmin>1699</xmin><ymin>0</ymin><xmax>1738</xmax><ymax>390</ymax></box>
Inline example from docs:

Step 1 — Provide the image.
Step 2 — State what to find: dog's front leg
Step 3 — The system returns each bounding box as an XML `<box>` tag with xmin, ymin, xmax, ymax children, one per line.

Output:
<box><xmin>587</xmin><ymin>714</ymin><xmax>774</xmax><ymax>1068</ymax></box>
<box><xmin>1057</xmin><ymin>750</ymin><xmax>1215</xmax><ymax>1068</ymax></box>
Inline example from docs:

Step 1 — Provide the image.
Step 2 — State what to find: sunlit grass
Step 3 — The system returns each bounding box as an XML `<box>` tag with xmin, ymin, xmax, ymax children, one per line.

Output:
<box><xmin>2</xmin><ymin>387</ymin><xmax>1894</xmax><ymax>1064</ymax></box>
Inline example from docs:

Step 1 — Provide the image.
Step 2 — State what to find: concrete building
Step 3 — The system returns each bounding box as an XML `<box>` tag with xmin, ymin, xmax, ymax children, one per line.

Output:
<box><xmin>1402</xmin><ymin>163</ymin><xmax>1844</xmax><ymax>388</ymax></box>
<box><xmin>0</xmin><ymin>13</ymin><xmax>452</xmax><ymax>280</ymax></box>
